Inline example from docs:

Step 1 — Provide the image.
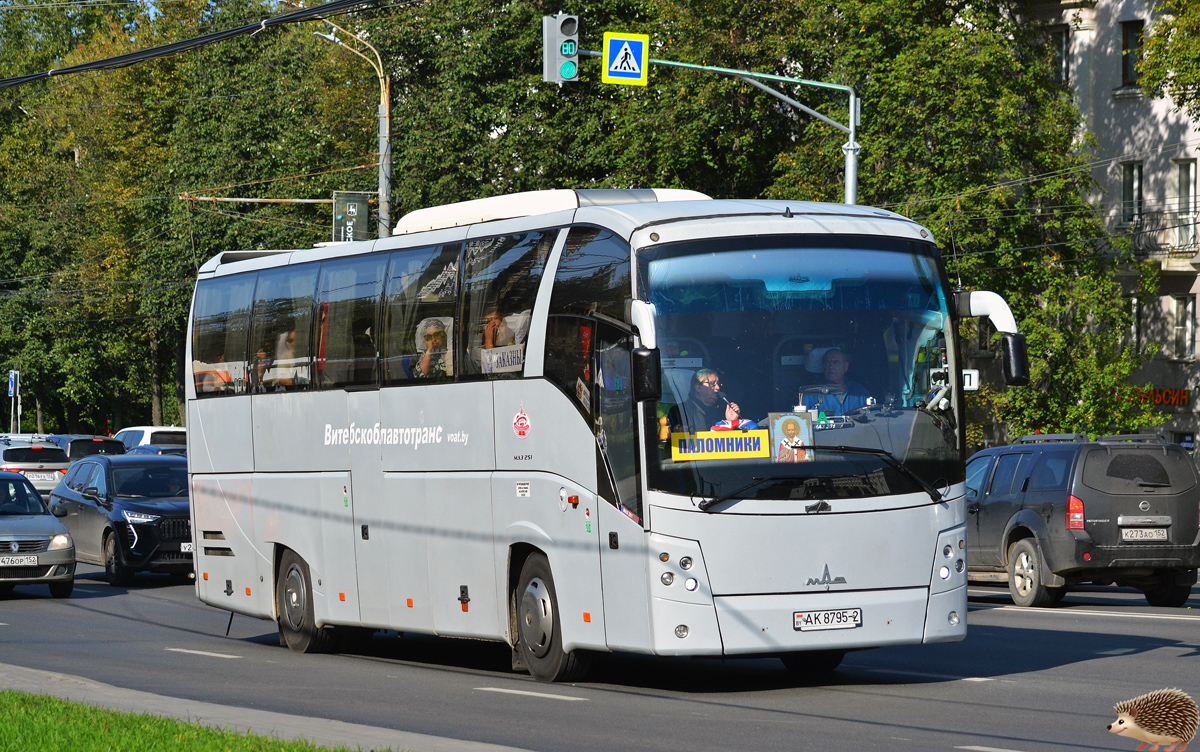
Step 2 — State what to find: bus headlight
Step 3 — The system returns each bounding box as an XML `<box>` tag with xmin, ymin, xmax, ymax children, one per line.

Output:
<box><xmin>661</xmin><ymin>572</ymin><xmax>675</xmax><ymax>586</ymax></box>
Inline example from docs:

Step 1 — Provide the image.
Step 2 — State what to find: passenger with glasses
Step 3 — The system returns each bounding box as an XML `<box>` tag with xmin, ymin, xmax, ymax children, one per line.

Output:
<box><xmin>674</xmin><ymin>368</ymin><xmax>742</xmax><ymax>433</ymax></box>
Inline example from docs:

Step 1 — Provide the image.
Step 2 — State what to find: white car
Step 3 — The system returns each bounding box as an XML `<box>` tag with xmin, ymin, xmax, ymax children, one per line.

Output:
<box><xmin>113</xmin><ymin>426</ymin><xmax>187</xmax><ymax>450</ymax></box>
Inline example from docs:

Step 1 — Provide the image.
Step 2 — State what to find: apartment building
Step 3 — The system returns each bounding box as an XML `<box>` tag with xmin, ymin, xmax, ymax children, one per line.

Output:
<box><xmin>1014</xmin><ymin>0</ymin><xmax>1199</xmax><ymax>447</ymax></box>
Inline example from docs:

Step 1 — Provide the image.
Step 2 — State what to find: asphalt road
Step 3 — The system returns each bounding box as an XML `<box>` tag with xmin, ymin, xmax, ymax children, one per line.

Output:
<box><xmin>1</xmin><ymin>566</ymin><xmax>1197</xmax><ymax>752</ymax></box>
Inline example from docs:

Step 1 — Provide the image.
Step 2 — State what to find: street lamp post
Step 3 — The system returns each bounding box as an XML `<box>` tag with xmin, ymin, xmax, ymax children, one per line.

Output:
<box><xmin>314</xmin><ymin>22</ymin><xmax>391</xmax><ymax>238</ymax></box>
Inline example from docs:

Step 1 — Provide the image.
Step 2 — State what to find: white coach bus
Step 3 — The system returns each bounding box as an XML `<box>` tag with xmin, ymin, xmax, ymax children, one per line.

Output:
<box><xmin>186</xmin><ymin>189</ymin><xmax>1029</xmax><ymax>681</ymax></box>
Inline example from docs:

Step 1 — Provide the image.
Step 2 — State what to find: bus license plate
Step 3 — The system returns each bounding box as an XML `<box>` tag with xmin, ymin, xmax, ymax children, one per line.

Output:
<box><xmin>794</xmin><ymin>608</ymin><xmax>862</xmax><ymax>631</ymax></box>
<box><xmin>1122</xmin><ymin>528</ymin><xmax>1167</xmax><ymax>541</ymax></box>
<box><xmin>0</xmin><ymin>555</ymin><xmax>37</xmax><ymax>566</ymax></box>
<box><xmin>180</xmin><ymin>543</ymin><xmax>194</xmax><ymax>553</ymax></box>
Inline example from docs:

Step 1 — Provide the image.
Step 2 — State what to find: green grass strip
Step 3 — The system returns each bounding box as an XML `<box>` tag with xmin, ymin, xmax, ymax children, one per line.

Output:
<box><xmin>0</xmin><ymin>690</ymin><xmax>399</xmax><ymax>752</ymax></box>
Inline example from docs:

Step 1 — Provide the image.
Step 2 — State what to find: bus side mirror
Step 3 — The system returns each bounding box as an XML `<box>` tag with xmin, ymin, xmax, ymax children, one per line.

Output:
<box><xmin>631</xmin><ymin>347</ymin><xmax>662</xmax><ymax>402</ymax></box>
<box><xmin>1001</xmin><ymin>333</ymin><xmax>1030</xmax><ymax>386</ymax></box>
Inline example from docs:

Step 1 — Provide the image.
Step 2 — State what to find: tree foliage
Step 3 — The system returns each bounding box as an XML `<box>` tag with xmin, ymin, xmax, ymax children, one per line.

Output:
<box><xmin>0</xmin><ymin>0</ymin><xmax>1162</xmax><ymax>437</ymax></box>
<box><xmin>1142</xmin><ymin>0</ymin><xmax>1200</xmax><ymax>119</ymax></box>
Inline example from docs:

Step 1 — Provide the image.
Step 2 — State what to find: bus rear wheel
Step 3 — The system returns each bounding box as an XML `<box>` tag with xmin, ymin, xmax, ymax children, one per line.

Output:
<box><xmin>516</xmin><ymin>553</ymin><xmax>590</xmax><ymax>682</ymax></box>
<box><xmin>276</xmin><ymin>550</ymin><xmax>334</xmax><ymax>654</ymax></box>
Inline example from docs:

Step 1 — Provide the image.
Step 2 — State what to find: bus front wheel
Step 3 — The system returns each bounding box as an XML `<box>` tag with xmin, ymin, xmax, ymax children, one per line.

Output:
<box><xmin>516</xmin><ymin>553</ymin><xmax>590</xmax><ymax>682</ymax></box>
<box><xmin>276</xmin><ymin>550</ymin><xmax>334</xmax><ymax>653</ymax></box>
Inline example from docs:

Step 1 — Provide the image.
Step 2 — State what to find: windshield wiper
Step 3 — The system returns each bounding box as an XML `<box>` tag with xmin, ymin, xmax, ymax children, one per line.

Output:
<box><xmin>822</xmin><ymin>445</ymin><xmax>943</xmax><ymax>501</ymax></box>
<box><xmin>699</xmin><ymin>476</ymin><xmax>778</xmax><ymax>512</ymax></box>
<box><xmin>1136</xmin><ymin>481</ymin><xmax>1171</xmax><ymax>488</ymax></box>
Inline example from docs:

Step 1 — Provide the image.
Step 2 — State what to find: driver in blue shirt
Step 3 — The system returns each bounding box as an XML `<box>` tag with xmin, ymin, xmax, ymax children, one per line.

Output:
<box><xmin>804</xmin><ymin>348</ymin><xmax>872</xmax><ymax>416</ymax></box>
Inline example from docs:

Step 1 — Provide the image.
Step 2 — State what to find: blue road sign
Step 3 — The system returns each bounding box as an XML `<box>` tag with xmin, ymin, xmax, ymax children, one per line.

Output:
<box><xmin>602</xmin><ymin>32</ymin><xmax>649</xmax><ymax>86</ymax></box>
<box><xmin>7</xmin><ymin>370</ymin><xmax>15</xmax><ymax>398</ymax></box>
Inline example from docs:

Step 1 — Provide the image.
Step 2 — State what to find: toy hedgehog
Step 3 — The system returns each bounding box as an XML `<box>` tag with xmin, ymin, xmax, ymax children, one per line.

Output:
<box><xmin>1108</xmin><ymin>688</ymin><xmax>1198</xmax><ymax>751</ymax></box>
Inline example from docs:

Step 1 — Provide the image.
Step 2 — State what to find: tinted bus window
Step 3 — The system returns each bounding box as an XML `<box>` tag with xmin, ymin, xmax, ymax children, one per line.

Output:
<box><xmin>460</xmin><ymin>231</ymin><xmax>555</xmax><ymax>379</ymax></box>
<box><xmin>381</xmin><ymin>245</ymin><xmax>460</xmax><ymax>384</ymax></box>
<box><xmin>250</xmin><ymin>264</ymin><xmax>319</xmax><ymax>392</ymax></box>
<box><xmin>192</xmin><ymin>274</ymin><xmax>256</xmax><ymax>397</ymax></box>
<box><xmin>548</xmin><ymin>227</ymin><xmax>631</xmax><ymax>320</ymax></box>
<box><xmin>315</xmin><ymin>255</ymin><xmax>387</xmax><ymax>389</ymax></box>
<box><xmin>544</xmin><ymin>316</ymin><xmax>593</xmax><ymax>422</ymax></box>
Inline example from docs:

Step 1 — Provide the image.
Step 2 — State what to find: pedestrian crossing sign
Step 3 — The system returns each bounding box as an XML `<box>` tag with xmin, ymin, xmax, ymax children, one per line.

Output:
<box><xmin>601</xmin><ymin>31</ymin><xmax>649</xmax><ymax>86</ymax></box>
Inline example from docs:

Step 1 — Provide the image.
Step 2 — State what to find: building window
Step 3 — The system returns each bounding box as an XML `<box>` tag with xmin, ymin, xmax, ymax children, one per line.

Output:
<box><xmin>1178</xmin><ymin>160</ymin><xmax>1197</xmax><ymax>247</ymax></box>
<box><xmin>1050</xmin><ymin>28</ymin><xmax>1070</xmax><ymax>83</ymax></box>
<box><xmin>1122</xmin><ymin>162</ymin><xmax>1143</xmax><ymax>224</ymax></box>
<box><xmin>1122</xmin><ymin>21</ymin><xmax>1144</xmax><ymax>86</ymax></box>
<box><xmin>1174</xmin><ymin>295</ymin><xmax>1195</xmax><ymax>359</ymax></box>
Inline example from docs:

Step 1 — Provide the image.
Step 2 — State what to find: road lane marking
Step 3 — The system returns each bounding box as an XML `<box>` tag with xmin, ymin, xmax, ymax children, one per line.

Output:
<box><xmin>165</xmin><ymin>648</ymin><xmax>241</xmax><ymax>659</ymax></box>
<box><xmin>962</xmin><ymin>677</ymin><xmax>994</xmax><ymax>682</ymax></box>
<box><xmin>956</xmin><ymin>747</ymin><xmax>1028</xmax><ymax>752</ymax></box>
<box><xmin>988</xmin><ymin>606</ymin><xmax>1200</xmax><ymax>622</ymax></box>
<box><xmin>475</xmin><ymin>687</ymin><xmax>586</xmax><ymax>701</ymax></box>
<box><xmin>863</xmin><ymin>668</ymin><xmax>964</xmax><ymax>681</ymax></box>
<box><xmin>1097</xmin><ymin>648</ymin><xmax>1138</xmax><ymax>655</ymax></box>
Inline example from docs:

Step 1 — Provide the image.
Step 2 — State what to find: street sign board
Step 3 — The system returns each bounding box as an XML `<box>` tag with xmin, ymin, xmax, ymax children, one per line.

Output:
<box><xmin>333</xmin><ymin>191</ymin><xmax>372</xmax><ymax>243</ymax></box>
<box><xmin>601</xmin><ymin>32</ymin><xmax>649</xmax><ymax>86</ymax></box>
<box><xmin>962</xmin><ymin>369</ymin><xmax>979</xmax><ymax>391</ymax></box>
<box><xmin>7</xmin><ymin>370</ymin><xmax>15</xmax><ymax>398</ymax></box>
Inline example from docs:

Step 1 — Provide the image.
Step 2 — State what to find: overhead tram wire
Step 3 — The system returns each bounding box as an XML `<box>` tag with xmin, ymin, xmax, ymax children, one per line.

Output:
<box><xmin>0</xmin><ymin>0</ymin><xmax>384</xmax><ymax>91</ymax></box>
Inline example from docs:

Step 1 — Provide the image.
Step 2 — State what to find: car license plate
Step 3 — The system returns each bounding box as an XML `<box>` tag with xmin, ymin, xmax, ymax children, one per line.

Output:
<box><xmin>0</xmin><ymin>555</ymin><xmax>37</xmax><ymax>566</ymax></box>
<box><xmin>794</xmin><ymin>608</ymin><xmax>862</xmax><ymax>631</ymax></box>
<box><xmin>1121</xmin><ymin>527</ymin><xmax>1168</xmax><ymax>541</ymax></box>
<box><xmin>24</xmin><ymin>472</ymin><xmax>55</xmax><ymax>482</ymax></box>
<box><xmin>180</xmin><ymin>542</ymin><xmax>194</xmax><ymax>553</ymax></box>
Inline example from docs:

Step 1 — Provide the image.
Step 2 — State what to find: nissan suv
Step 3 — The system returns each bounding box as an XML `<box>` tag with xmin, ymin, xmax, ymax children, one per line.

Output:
<box><xmin>965</xmin><ymin>434</ymin><xmax>1200</xmax><ymax>608</ymax></box>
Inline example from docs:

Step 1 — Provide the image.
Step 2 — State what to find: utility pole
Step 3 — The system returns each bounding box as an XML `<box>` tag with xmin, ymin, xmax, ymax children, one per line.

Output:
<box><xmin>315</xmin><ymin>22</ymin><xmax>391</xmax><ymax>237</ymax></box>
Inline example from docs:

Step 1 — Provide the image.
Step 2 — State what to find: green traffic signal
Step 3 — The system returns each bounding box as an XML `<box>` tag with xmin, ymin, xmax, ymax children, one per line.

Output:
<box><xmin>560</xmin><ymin>60</ymin><xmax>578</xmax><ymax>80</ymax></box>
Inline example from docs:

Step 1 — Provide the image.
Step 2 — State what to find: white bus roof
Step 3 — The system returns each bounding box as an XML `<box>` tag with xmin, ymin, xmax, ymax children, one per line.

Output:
<box><xmin>197</xmin><ymin>190</ymin><xmax>931</xmax><ymax>276</ymax></box>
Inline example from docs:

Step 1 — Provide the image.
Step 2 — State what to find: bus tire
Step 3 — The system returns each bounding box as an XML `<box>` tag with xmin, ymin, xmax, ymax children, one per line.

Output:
<box><xmin>276</xmin><ymin>550</ymin><xmax>334</xmax><ymax>654</ymax></box>
<box><xmin>780</xmin><ymin>649</ymin><xmax>845</xmax><ymax>674</ymax></box>
<box><xmin>516</xmin><ymin>553</ymin><xmax>590</xmax><ymax>682</ymax></box>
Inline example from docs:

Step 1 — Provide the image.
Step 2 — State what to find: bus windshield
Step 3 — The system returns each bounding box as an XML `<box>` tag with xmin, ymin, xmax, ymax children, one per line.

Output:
<box><xmin>639</xmin><ymin>234</ymin><xmax>961</xmax><ymax>502</ymax></box>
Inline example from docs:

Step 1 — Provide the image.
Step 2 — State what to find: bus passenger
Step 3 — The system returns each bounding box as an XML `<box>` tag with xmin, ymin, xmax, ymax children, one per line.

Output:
<box><xmin>805</xmin><ymin>347</ymin><xmax>872</xmax><ymax>415</ymax></box>
<box><xmin>674</xmin><ymin>369</ymin><xmax>740</xmax><ymax>433</ymax></box>
<box><xmin>417</xmin><ymin>319</ymin><xmax>451</xmax><ymax>377</ymax></box>
<box><xmin>483</xmin><ymin>307</ymin><xmax>515</xmax><ymax>349</ymax></box>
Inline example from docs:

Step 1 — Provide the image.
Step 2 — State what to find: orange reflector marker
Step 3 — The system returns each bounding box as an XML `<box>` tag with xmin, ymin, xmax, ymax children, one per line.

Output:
<box><xmin>461</xmin><ymin>603</ymin><xmax>468</xmax><ymax>612</ymax></box>
<box><xmin>245</xmin><ymin>587</ymin><xmax>251</xmax><ymax>596</ymax></box>
<box><xmin>203</xmin><ymin>573</ymin><xmax>208</xmax><ymax>581</ymax></box>
<box><xmin>583</xmin><ymin>612</ymin><xmax>591</xmax><ymax>623</ymax></box>
<box><xmin>339</xmin><ymin>592</ymin><xmax>346</xmax><ymax>602</ymax></box>
<box><xmin>568</xmin><ymin>495</ymin><xmax>579</xmax><ymax>507</ymax></box>
<box><xmin>407</xmin><ymin>598</ymin><xmax>413</xmax><ymax>608</ymax></box>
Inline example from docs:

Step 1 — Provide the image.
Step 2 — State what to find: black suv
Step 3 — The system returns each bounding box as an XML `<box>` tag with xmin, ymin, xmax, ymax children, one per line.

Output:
<box><xmin>966</xmin><ymin>434</ymin><xmax>1200</xmax><ymax>607</ymax></box>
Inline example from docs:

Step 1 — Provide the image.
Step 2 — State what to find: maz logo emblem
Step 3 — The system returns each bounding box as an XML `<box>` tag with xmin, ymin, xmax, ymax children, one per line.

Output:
<box><xmin>806</xmin><ymin>564</ymin><xmax>847</xmax><ymax>587</ymax></box>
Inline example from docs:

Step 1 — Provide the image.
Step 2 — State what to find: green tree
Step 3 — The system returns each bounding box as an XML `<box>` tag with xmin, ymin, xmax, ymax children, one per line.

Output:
<box><xmin>1142</xmin><ymin>0</ymin><xmax>1200</xmax><ymax>118</ymax></box>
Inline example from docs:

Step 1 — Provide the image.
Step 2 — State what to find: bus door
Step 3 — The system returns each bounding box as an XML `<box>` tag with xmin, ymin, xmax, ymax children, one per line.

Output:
<box><xmin>593</xmin><ymin>322</ymin><xmax>651</xmax><ymax>652</ymax></box>
<box><xmin>347</xmin><ymin>389</ymin><xmax>386</xmax><ymax>626</ymax></box>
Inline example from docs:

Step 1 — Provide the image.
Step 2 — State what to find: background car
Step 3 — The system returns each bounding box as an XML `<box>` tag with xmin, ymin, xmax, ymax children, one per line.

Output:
<box><xmin>113</xmin><ymin>426</ymin><xmax>186</xmax><ymax>450</ymax></box>
<box><xmin>0</xmin><ymin>471</ymin><xmax>75</xmax><ymax>598</ymax></box>
<box><xmin>126</xmin><ymin>444</ymin><xmax>187</xmax><ymax>457</ymax></box>
<box><xmin>45</xmin><ymin>434</ymin><xmax>126</xmax><ymax>462</ymax></box>
<box><xmin>0</xmin><ymin>440</ymin><xmax>70</xmax><ymax>500</ymax></box>
<box><xmin>966</xmin><ymin>434</ymin><xmax>1200</xmax><ymax>608</ymax></box>
<box><xmin>49</xmin><ymin>455</ymin><xmax>192</xmax><ymax>586</ymax></box>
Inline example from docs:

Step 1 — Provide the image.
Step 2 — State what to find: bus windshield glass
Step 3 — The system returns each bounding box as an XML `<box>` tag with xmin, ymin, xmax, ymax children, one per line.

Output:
<box><xmin>639</xmin><ymin>234</ymin><xmax>961</xmax><ymax>502</ymax></box>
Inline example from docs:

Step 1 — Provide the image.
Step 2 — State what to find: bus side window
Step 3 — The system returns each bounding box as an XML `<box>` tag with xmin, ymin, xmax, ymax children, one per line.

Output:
<box><xmin>314</xmin><ymin>254</ymin><xmax>387</xmax><ymax>389</ymax></box>
<box><xmin>542</xmin><ymin>227</ymin><xmax>632</xmax><ymax>418</ymax></box>
<box><xmin>548</xmin><ymin>227</ymin><xmax>631</xmax><ymax>320</ymax></box>
<box><xmin>249</xmin><ymin>264</ymin><xmax>319</xmax><ymax>393</ymax></box>
<box><xmin>381</xmin><ymin>245</ymin><xmax>460</xmax><ymax>384</ymax></box>
<box><xmin>191</xmin><ymin>274</ymin><xmax>256</xmax><ymax>397</ymax></box>
<box><xmin>459</xmin><ymin>232</ymin><xmax>555</xmax><ymax>380</ymax></box>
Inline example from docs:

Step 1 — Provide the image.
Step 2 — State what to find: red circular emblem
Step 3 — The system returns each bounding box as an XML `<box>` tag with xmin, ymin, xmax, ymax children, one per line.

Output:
<box><xmin>513</xmin><ymin>408</ymin><xmax>531</xmax><ymax>439</ymax></box>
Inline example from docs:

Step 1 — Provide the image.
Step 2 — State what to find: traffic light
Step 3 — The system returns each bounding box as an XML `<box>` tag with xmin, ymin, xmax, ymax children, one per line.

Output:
<box><xmin>542</xmin><ymin>14</ymin><xmax>579</xmax><ymax>84</ymax></box>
